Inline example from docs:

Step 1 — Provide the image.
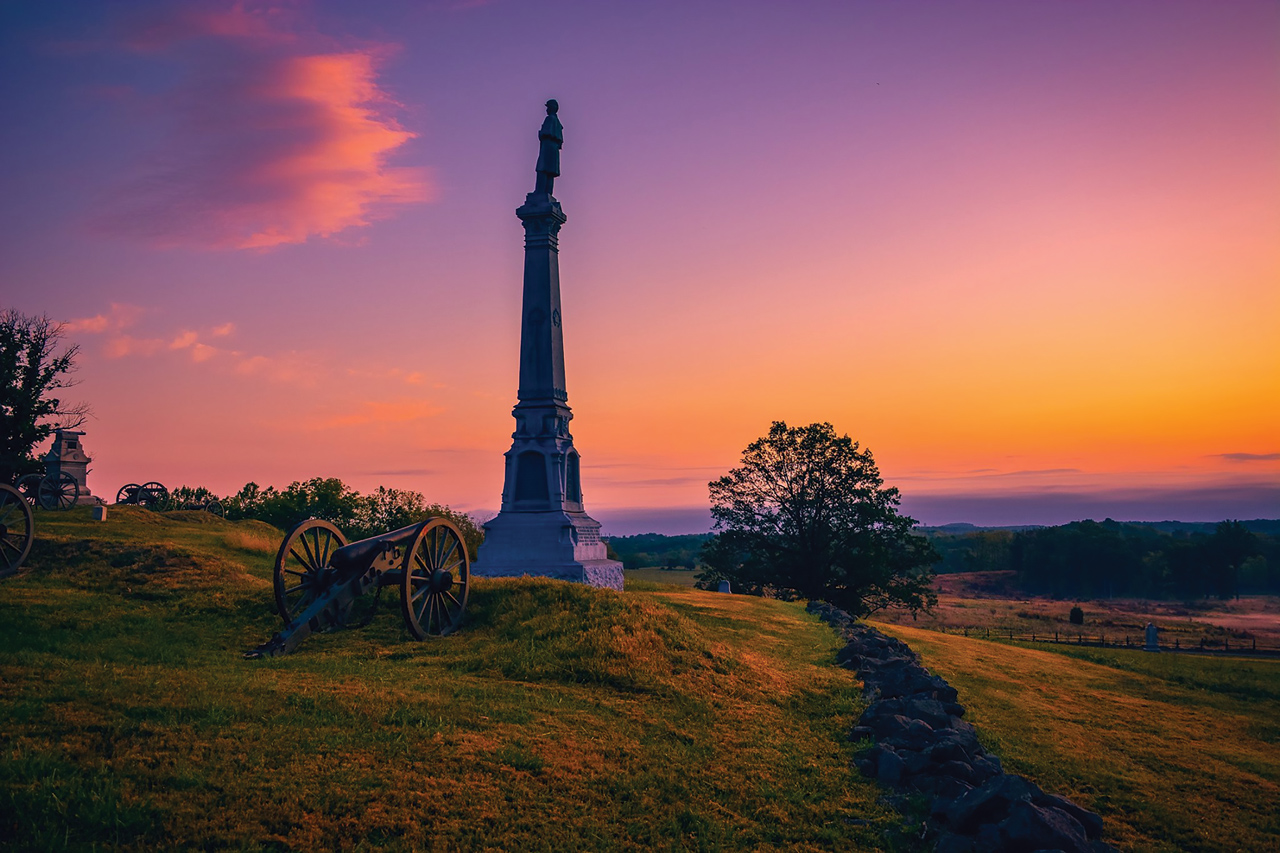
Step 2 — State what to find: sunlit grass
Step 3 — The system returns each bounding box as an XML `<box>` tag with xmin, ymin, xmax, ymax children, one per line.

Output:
<box><xmin>624</xmin><ymin>566</ymin><xmax>700</xmax><ymax>589</ymax></box>
<box><xmin>874</xmin><ymin>622</ymin><xmax>1280</xmax><ymax>853</ymax></box>
<box><xmin>1</xmin><ymin>508</ymin><xmax>901</xmax><ymax>850</ymax></box>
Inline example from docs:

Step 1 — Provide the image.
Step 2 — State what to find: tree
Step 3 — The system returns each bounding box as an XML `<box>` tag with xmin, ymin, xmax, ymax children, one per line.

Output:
<box><xmin>0</xmin><ymin>310</ymin><xmax>90</xmax><ymax>481</ymax></box>
<box><xmin>699</xmin><ymin>421</ymin><xmax>937</xmax><ymax>616</ymax></box>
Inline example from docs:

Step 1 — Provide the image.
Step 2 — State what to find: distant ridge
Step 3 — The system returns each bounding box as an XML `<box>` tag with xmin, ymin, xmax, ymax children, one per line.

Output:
<box><xmin>919</xmin><ymin>519</ymin><xmax>1280</xmax><ymax>536</ymax></box>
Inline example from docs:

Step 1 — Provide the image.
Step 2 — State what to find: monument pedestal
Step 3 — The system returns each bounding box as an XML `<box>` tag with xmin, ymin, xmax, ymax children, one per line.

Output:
<box><xmin>472</xmin><ymin>102</ymin><xmax>622</xmax><ymax>592</ymax></box>
<box><xmin>473</xmin><ymin>510</ymin><xmax>622</xmax><ymax>590</ymax></box>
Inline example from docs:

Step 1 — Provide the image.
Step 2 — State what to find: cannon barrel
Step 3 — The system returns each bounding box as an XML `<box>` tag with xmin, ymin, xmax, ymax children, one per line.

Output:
<box><xmin>327</xmin><ymin>523</ymin><xmax>421</xmax><ymax>577</ymax></box>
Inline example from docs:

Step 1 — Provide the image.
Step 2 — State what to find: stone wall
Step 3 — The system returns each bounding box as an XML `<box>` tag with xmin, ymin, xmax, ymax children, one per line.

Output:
<box><xmin>807</xmin><ymin>602</ymin><xmax>1121</xmax><ymax>853</ymax></box>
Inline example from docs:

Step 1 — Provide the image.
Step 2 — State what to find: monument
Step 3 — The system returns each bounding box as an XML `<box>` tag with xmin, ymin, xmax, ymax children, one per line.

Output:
<box><xmin>43</xmin><ymin>429</ymin><xmax>101</xmax><ymax>506</ymax></box>
<box><xmin>1144</xmin><ymin>622</ymin><xmax>1159</xmax><ymax>652</ymax></box>
<box><xmin>471</xmin><ymin>101</ymin><xmax>624</xmax><ymax>591</ymax></box>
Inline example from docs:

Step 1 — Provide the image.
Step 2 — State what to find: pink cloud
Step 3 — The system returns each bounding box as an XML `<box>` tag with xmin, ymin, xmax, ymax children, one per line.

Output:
<box><xmin>105</xmin><ymin>335</ymin><xmax>165</xmax><ymax>358</ymax></box>
<box><xmin>65</xmin><ymin>314</ymin><xmax>110</xmax><ymax>333</ymax></box>
<box><xmin>170</xmin><ymin>330</ymin><xmax>199</xmax><ymax>349</ymax></box>
<box><xmin>211</xmin><ymin>322</ymin><xmax>235</xmax><ymax>337</ymax></box>
<box><xmin>65</xmin><ymin>302</ymin><xmax>145</xmax><ymax>334</ymax></box>
<box><xmin>96</xmin><ymin>7</ymin><xmax>432</xmax><ymax>250</ymax></box>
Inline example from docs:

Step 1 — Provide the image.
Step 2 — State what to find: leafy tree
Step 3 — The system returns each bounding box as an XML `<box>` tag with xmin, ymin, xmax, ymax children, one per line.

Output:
<box><xmin>1203</xmin><ymin>520</ymin><xmax>1257</xmax><ymax>599</ymax></box>
<box><xmin>0</xmin><ymin>310</ymin><xmax>90</xmax><ymax>481</ymax></box>
<box><xmin>352</xmin><ymin>485</ymin><xmax>484</xmax><ymax>560</ymax></box>
<box><xmin>698</xmin><ymin>421</ymin><xmax>937</xmax><ymax>616</ymax></box>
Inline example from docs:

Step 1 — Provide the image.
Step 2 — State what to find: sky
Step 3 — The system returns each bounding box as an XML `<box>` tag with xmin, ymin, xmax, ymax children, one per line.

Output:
<box><xmin>2</xmin><ymin>0</ymin><xmax>1277</xmax><ymax>534</ymax></box>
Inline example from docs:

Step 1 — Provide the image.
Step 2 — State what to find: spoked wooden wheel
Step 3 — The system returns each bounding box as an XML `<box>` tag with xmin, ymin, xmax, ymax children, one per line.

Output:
<box><xmin>0</xmin><ymin>484</ymin><xmax>34</xmax><ymax>578</ymax></box>
<box><xmin>137</xmin><ymin>482</ymin><xmax>168</xmax><ymax>510</ymax></box>
<box><xmin>15</xmin><ymin>474</ymin><xmax>43</xmax><ymax>507</ymax></box>
<box><xmin>116</xmin><ymin>483</ymin><xmax>141</xmax><ymax>505</ymax></box>
<box><xmin>400</xmin><ymin>518</ymin><xmax>470</xmax><ymax>638</ymax></box>
<box><xmin>274</xmin><ymin>519</ymin><xmax>346</xmax><ymax>622</ymax></box>
<box><xmin>38</xmin><ymin>472</ymin><xmax>79</xmax><ymax>510</ymax></box>
<box><xmin>205</xmin><ymin>499</ymin><xmax>225</xmax><ymax>517</ymax></box>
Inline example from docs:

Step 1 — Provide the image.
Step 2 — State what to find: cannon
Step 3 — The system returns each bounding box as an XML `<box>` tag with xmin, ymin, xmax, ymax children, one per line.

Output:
<box><xmin>246</xmin><ymin>516</ymin><xmax>471</xmax><ymax>658</ymax></box>
<box><xmin>116</xmin><ymin>482</ymin><xmax>223</xmax><ymax>515</ymax></box>
<box><xmin>15</xmin><ymin>472</ymin><xmax>79</xmax><ymax>510</ymax></box>
<box><xmin>115</xmin><ymin>482</ymin><xmax>169</xmax><ymax>509</ymax></box>
<box><xmin>0</xmin><ymin>483</ymin><xmax>35</xmax><ymax>578</ymax></box>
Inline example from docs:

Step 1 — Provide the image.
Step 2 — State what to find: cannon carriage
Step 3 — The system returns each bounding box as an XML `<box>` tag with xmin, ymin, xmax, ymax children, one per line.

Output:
<box><xmin>113</xmin><ymin>482</ymin><xmax>225</xmax><ymax>515</ymax></box>
<box><xmin>115</xmin><ymin>482</ymin><xmax>169</xmax><ymax>509</ymax></box>
<box><xmin>15</xmin><ymin>471</ymin><xmax>80</xmax><ymax>510</ymax></box>
<box><xmin>247</xmin><ymin>516</ymin><xmax>471</xmax><ymax>658</ymax></box>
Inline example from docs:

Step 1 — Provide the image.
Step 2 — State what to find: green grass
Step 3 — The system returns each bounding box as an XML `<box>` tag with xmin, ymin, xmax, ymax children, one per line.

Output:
<box><xmin>875</xmin><ymin>622</ymin><xmax>1280</xmax><ymax>853</ymax></box>
<box><xmin>624</xmin><ymin>567</ymin><xmax>701</xmax><ymax>589</ymax></box>
<box><xmin>1</xmin><ymin>508</ymin><xmax>902</xmax><ymax>851</ymax></box>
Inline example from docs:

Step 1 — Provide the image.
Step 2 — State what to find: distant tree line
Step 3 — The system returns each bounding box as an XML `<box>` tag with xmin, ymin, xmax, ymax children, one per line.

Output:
<box><xmin>605</xmin><ymin>533</ymin><xmax>711</xmax><ymax>570</ymax></box>
<box><xmin>927</xmin><ymin>519</ymin><xmax>1279</xmax><ymax>599</ymax></box>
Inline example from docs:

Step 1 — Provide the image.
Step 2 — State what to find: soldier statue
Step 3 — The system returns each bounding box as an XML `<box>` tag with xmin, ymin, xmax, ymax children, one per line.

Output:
<box><xmin>534</xmin><ymin>99</ymin><xmax>563</xmax><ymax>196</ymax></box>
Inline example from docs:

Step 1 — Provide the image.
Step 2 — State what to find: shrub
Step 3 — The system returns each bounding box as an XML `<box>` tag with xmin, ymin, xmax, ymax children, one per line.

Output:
<box><xmin>1069</xmin><ymin>605</ymin><xmax>1084</xmax><ymax>625</ymax></box>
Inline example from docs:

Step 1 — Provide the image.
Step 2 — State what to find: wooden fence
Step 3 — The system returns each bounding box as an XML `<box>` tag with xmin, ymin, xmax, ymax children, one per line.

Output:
<box><xmin>940</xmin><ymin>626</ymin><xmax>1280</xmax><ymax>658</ymax></box>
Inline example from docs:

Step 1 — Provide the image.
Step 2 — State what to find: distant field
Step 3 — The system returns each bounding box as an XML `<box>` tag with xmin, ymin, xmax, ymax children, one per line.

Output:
<box><xmin>624</xmin><ymin>566</ymin><xmax>700</xmax><ymax>588</ymax></box>
<box><xmin>875</xmin><ymin>570</ymin><xmax>1280</xmax><ymax>647</ymax></box>
<box><xmin>1</xmin><ymin>508</ymin><xmax>898</xmax><ymax>851</ymax></box>
<box><xmin>876</xmin><ymin>622</ymin><xmax>1280</xmax><ymax>853</ymax></box>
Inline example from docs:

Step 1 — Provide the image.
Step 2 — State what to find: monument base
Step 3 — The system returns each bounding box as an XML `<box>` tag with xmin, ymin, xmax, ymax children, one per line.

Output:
<box><xmin>472</xmin><ymin>509</ymin><xmax>624</xmax><ymax>592</ymax></box>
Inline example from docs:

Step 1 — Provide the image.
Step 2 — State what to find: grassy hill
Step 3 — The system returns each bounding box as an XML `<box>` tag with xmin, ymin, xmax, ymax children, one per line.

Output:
<box><xmin>6</xmin><ymin>508</ymin><xmax>1278</xmax><ymax>851</ymax></box>
<box><xmin>876</xmin><ymin>623</ymin><xmax>1280</xmax><ymax>852</ymax></box>
<box><xmin>1</xmin><ymin>508</ymin><xmax>898</xmax><ymax>851</ymax></box>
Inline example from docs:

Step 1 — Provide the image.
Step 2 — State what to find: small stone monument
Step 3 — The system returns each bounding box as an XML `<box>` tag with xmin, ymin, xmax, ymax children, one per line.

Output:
<box><xmin>43</xmin><ymin>429</ymin><xmax>102</xmax><ymax>506</ymax></box>
<box><xmin>717</xmin><ymin>580</ymin><xmax>732</xmax><ymax>594</ymax></box>
<box><xmin>1144</xmin><ymin>622</ymin><xmax>1159</xmax><ymax>652</ymax></box>
<box><xmin>471</xmin><ymin>101</ymin><xmax>624</xmax><ymax>591</ymax></box>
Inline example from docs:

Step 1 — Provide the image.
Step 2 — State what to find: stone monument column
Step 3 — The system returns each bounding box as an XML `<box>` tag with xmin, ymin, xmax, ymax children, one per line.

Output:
<box><xmin>471</xmin><ymin>101</ymin><xmax>624</xmax><ymax>591</ymax></box>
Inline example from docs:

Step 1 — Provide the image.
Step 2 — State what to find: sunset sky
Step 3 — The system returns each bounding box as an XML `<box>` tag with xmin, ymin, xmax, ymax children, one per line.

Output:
<box><xmin>3</xmin><ymin>0</ymin><xmax>1277</xmax><ymax>533</ymax></box>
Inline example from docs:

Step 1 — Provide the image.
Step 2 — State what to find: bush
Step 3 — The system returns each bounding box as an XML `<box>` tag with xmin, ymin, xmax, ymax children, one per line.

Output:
<box><xmin>1069</xmin><ymin>605</ymin><xmax>1084</xmax><ymax>625</ymax></box>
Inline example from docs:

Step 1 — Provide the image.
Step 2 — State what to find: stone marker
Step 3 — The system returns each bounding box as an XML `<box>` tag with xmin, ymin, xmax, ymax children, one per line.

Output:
<box><xmin>1144</xmin><ymin>621</ymin><xmax>1159</xmax><ymax>652</ymax></box>
<box><xmin>92</xmin><ymin>505</ymin><xmax>107</xmax><ymax>521</ymax></box>
<box><xmin>717</xmin><ymin>580</ymin><xmax>731</xmax><ymax>594</ymax></box>
<box><xmin>44</xmin><ymin>429</ymin><xmax>102</xmax><ymax>506</ymax></box>
<box><xmin>472</xmin><ymin>101</ymin><xmax>624</xmax><ymax>591</ymax></box>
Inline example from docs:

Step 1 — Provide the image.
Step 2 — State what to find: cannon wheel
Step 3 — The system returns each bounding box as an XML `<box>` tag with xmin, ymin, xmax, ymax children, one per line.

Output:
<box><xmin>400</xmin><ymin>518</ymin><xmax>470</xmax><ymax>639</ymax></box>
<box><xmin>15</xmin><ymin>474</ymin><xmax>43</xmax><ymax>507</ymax></box>
<box><xmin>0</xmin><ymin>484</ymin><xmax>34</xmax><ymax>578</ymax></box>
<box><xmin>116</xmin><ymin>483</ymin><xmax>141</xmax><ymax>505</ymax></box>
<box><xmin>274</xmin><ymin>519</ymin><xmax>346</xmax><ymax>623</ymax></box>
<box><xmin>38</xmin><ymin>472</ymin><xmax>79</xmax><ymax>511</ymax></box>
<box><xmin>137</xmin><ymin>482</ymin><xmax>168</xmax><ymax>510</ymax></box>
<box><xmin>205</xmin><ymin>499</ymin><xmax>225</xmax><ymax>518</ymax></box>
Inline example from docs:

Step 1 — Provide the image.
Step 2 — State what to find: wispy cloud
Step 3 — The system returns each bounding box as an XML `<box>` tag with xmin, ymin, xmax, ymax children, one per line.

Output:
<box><xmin>64</xmin><ymin>302</ymin><xmax>145</xmax><ymax>334</ymax></box>
<box><xmin>1216</xmin><ymin>452</ymin><xmax>1280</xmax><ymax>463</ymax></box>
<box><xmin>94</xmin><ymin>5</ymin><xmax>431</xmax><ymax>250</ymax></box>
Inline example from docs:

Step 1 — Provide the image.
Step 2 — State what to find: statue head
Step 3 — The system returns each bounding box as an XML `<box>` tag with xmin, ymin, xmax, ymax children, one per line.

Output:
<box><xmin>545</xmin><ymin>99</ymin><xmax>559</xmax><ymax>114</ymax></box>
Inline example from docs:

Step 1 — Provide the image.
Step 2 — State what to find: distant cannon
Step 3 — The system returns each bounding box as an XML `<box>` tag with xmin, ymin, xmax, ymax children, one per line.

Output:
<box><xmin>115</xmin><ymin>482</ymin><xmax>169</xmax><ymax>509</ymax></box>
<box><xmin>15</xmin><ymin>472</ymin><xmax>79</xmax><ymax>510</ymax></box>
<box><xmin>115</xmin><ymin>482</ymin><xmax>224</xmax><ymax>515</ymax></box>
<box><xmin>0</xmin><ymin>484</ymin><xmax>35</xmax><ymax>578</ymax></box>
<box><xmin>246</xmin><ymin>517</ymin><xmax>471</xmax><ymax>658</ymax></box>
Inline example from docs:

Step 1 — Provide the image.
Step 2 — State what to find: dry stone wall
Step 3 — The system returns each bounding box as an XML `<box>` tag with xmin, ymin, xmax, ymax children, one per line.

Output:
<box><xmin>807</xmin><ymin>602</ymin><xmax>1121</xmax><ymax>853</ymax></box>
